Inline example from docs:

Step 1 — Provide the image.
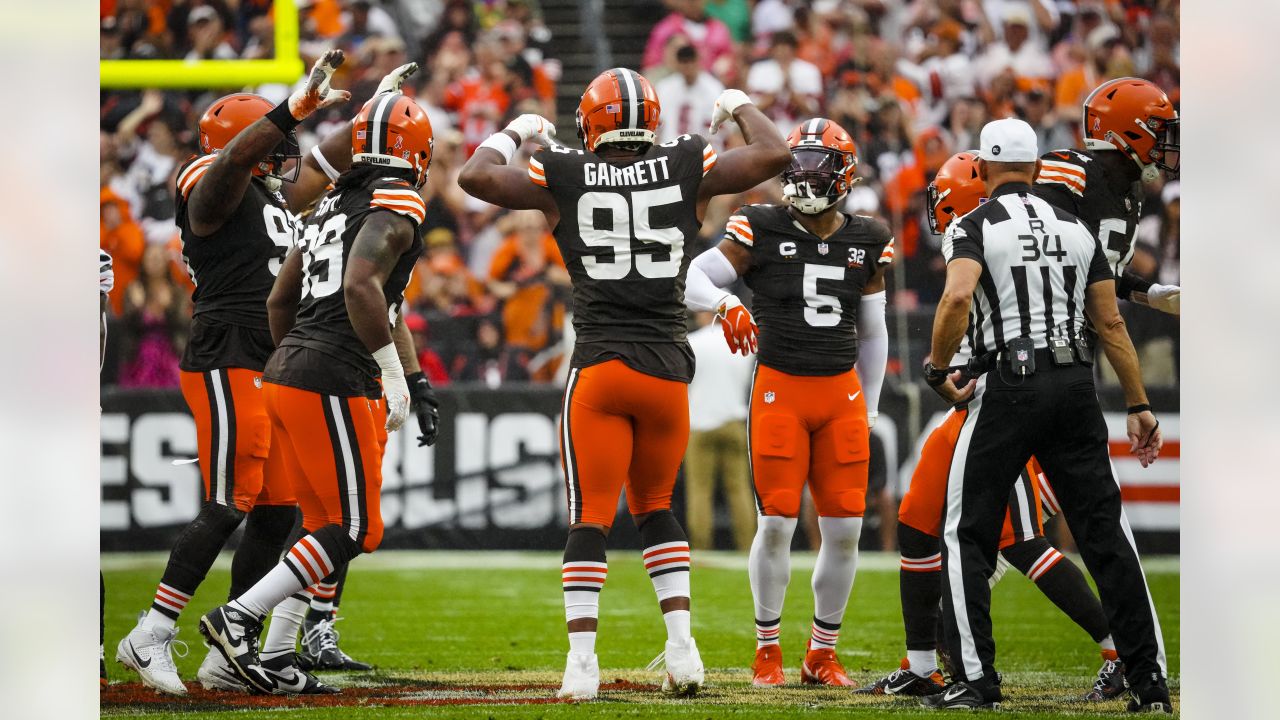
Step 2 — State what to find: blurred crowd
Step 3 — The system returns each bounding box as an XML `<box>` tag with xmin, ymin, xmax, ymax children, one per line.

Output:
<box><xmin>100</xmin><ymin>0</ymin><xmax>1179</xmax><ymax>390</ymax></box>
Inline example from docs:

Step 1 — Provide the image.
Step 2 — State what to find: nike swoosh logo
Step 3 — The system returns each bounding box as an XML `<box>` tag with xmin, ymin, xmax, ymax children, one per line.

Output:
<box><xmin>848</xmin><ymin>391</ymin><xmax>861</xmax><ymax>401</ymax></box>
<box><xmin>943</xmin><ymin>687</ymin><xmax>966</xmax><ymax>702</ymax></box>
<box><xmin>129</xmin><ymin>643</ymin><xmax>151</xmax><ymax>669</ymax></box>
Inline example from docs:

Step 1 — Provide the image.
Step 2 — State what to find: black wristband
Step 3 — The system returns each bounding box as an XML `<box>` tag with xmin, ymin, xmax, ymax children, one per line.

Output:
<box><xmin>1127</xmin><ymin>403</ymin><xmax>1152</xmax><ymax>415</ymax></box>
<box><xmin>923</xmin><ymin>362</ymin><xmax>949</xmax><ymax>387</ymax></box>
<box><xmin>265</xmin><ymin>101</ymin><xmax>301</xmax><ymax>135</ymax></box>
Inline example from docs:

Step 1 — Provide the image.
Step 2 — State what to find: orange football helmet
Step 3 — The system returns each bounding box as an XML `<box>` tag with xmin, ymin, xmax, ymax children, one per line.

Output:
<box><xmin>352</xmin><ymin>93</ymin><xmax>435</xmax><ymax>188</ymax></box>
<box><xmin>199</xmin><ymin>93</ymin><xmax>301</xmax><ymax>181</ymax></box>
<box><xmin>1083</xmin><ymin>77</ymin><xmax>1178</xmax><ymax>174</ymax></box>
<box><xmin>927</xmin><ymin>151</ymin><xmax>985</xmax><ymax>234</ymax></box>
<box><xmin>576</xmin><ymin>68</ymin><xmax>661</xmax><ymax>152</ymax></box>
<box><xmin>782</xmin><ymin>118</ymin><xmax>859</xmax><ymax>215</ymax></box>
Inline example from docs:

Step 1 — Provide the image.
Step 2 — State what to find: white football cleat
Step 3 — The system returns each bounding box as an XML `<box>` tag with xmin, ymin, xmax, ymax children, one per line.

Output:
<box><xmin>659</xmin><ymin>637</ymin><xmax>705</xmax><ymax>696</ymax></box>
<box><xmin>116</xmin><ymin>613</ymin><xmax>188</xmax><ymax>695</ymax></box>
<box><xmin>556</xmin><ymin>651</ymin><xmax>600</xmax><ymax>700</ymax></box>
<box><xmin>197</xmin><ymin>646</ymin><xmax>248</xmax><ymax>692</ymax></box>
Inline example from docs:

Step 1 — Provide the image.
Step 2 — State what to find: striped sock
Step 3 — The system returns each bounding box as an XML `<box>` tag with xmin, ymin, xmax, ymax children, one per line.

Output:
<box><xmin>562</xmin><ymin>562</ymin><xmax>606</xmax><ymax>655</ymax></box>
<box><xmin>306</xmin><ymin>580</ymin><xmax>338</xmax><ymax>622</ymax></box>
<box><xmin>144</xmin><ymin>583</ymin><xmax>192</xmax><ymax>629</ymax></box>
<box><xmin>643</xmin><ymin>541</ymin><xmax>691</xmax><ymax>600</ymax></box>
<box><xmin>236</xmin><ymin>535</ymin><xmax>338</xmax><ymax>619</ymax></box>
<box><xmin>755</xmin><ymin>617</ymin><xmax>781</xmax><ymax>648</ymax></box>
<box><xmin>810</xmin><ymin>617</ymin><xmax>840</xmax><ymax>650</ymax></box>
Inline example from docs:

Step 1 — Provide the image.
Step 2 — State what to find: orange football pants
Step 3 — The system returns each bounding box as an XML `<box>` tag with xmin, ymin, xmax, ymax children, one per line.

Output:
<box><xmin>749</xmin><ymin>364</ymin><xmax>871</xmax><ymax>518</ymax></box>
<box><xmin>263</xmin><ymin>382</ymin><xmax>388</xmax><ymax>554</ymax></box>
<box><xmin>560</xmin><ymin>359</ymin><xmax>690</xmax><ymax>528</ymax></box>
<box><xmin>898</xmin><ymin>407</ymin><xmax>1046</xmax><ymax>550</ymax></box>
<box><xmin>179</xmin><ymin>368</ymin><xmax>294</xmax><ymax>511</ymax></box>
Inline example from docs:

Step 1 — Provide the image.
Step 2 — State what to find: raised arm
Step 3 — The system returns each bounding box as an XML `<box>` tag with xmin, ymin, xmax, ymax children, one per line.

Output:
<box><xmin>458</xmin><ymin>115</ymin><xmax>560</xmax><ymax>223</ymax></box>
<box><xmin>267</xmin><ymin>246</ymin><xmax>305</xmax><ymax>345</ymax></box>
<box><xmin>189</xmin><ymin>51</ymin><xmax>351</xmax><ymax>236</ymax></box>
<box><xmin>699</xmin><ymin>90</ymin><xmax>792</xmax><ymax>205</ymax></box>
<box><xmin>346</xmin><ymin>211</ymin><xmax>416</xmax><ymax>432</ymax></box>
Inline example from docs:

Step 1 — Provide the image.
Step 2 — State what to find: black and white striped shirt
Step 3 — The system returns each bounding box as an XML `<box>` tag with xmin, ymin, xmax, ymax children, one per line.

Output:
<box><xmin>941</xmin><ymin>182</ymin><xmax>1111</xmax><ymax>356</ymax></box>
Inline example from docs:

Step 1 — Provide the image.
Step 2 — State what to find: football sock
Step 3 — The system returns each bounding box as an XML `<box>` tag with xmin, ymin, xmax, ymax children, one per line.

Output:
<box><xmin>229</xmin><ymin>505</ymin><xmax>298</xmax><ymax>599</ymax></box>
<box><xmin>898</xmin><ymin>523</ymin><xmax>943</xmax><ymax>676</ymax></box>
<box><xmin>810</xmin><ymin>516</ymin><xmax>863</xmax><ymax>650</ymax></box>
<box><xmin>330</xmin><ymin>563</ymin><xmax>350</xmax><ymax>614</ymax></box>
<box><xmin>637</xmin><ymin>510</ymin><xmax>693</xmax><ymax>631</ymax></box>
<box><xmin>1002</xmin><ymin>537</ymin><xmax>1110</xmax><ymax>644</ymax></box>
<box><xmin>748</xmin><ymin>515</ymin><xmax>797</xmax><ymax>648</ymax></box>
<box><xmin>235</xmin><ymin>525</ymin><xmax>359</xmax><ymax>619</ymax></box>
<box><xmin>261</xmin><ymin>593</ymin><xmax>309</xmax><ymax>660</ymax></box>
<box><xmin>562</xmin><ymin>527</ymin><xmax>608</xmax><ymax>654</ymax></box>
<box><xmin>1101</xmin><ymin>635</ymin><xmax>1117</xmax><ymax>654</ymax></box>
<box><xmin>145</xmin><ymin>502</ymin><xmax>245</xmax><ymax>628</ymax></box>
<box><xmin>306</xmin><ymin>577</ymin><xmax>339</xmax><ymax>623</ymax></box>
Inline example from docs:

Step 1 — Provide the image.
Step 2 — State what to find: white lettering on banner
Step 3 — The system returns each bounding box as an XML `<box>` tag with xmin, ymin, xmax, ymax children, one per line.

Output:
<box><xmin>100</xmin><ymin>413</ymin><xmax>131</xmax><ymax>530</ymax></box>
<box><xmin>130</xmin><ymin>414</ymin><xmax>201</xmax><ymax>526</ymax></box>
<box><xmin>487</xmin><ymin>414</ymin><xmax>557</xmax><ymax>529</ymax></box>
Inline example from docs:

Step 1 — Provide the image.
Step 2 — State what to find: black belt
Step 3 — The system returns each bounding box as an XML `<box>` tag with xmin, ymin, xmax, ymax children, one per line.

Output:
<box><xmin>966</xmin><ymin>347</ymin><xmax>1088</xmax><ymax>375</ymax></box>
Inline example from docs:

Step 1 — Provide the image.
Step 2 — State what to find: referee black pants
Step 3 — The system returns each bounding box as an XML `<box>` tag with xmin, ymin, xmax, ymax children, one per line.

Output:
<box><xmin>939</xmin><ymin>363</ymin><xmax>1167</xmax><ymax>694</ymax></box>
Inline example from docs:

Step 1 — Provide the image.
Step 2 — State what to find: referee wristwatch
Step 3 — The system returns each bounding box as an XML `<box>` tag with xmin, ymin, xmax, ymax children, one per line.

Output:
<box><xmin>923</xmin><ymin>362</ymin><xmax>950</xmax><ymax>387</ymax></box>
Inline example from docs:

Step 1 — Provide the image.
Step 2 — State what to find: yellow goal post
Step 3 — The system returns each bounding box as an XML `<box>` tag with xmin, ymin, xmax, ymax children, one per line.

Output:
<box><xmin>100</xmin><ymin>0</ymin><xmax>304</xmax><ymax>89</ymax></box>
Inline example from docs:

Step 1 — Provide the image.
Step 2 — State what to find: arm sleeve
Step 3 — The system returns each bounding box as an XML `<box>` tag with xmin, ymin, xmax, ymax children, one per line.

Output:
<box><xmin>1115</xmin><ymin>270</ymin><xmax>1154</xmax><ymax>301</ymax></box>
<box><xmin>855</xmin><ymin>290</ymin><xmax>888</xmax><ymax>421</ymax></box>
<box><xmin>684</xmin><ymin>247</ymin><xmax>740</xmax><ymax>312</ymax></box>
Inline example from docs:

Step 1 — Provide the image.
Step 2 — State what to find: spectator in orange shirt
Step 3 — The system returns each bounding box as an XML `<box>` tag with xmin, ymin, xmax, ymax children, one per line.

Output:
<box><xmin>487</xmin><ymin>210</ymin><xmax>569</xmax><ymax>381</ymax></box>
<box><xmin>445</xmin><ymin>35</ymin><xmax>512</xmax><ymax>155</ymax></box>
<box><xmin>100</xmin><ymin>178</ymin><xmax>145</xmax><ymax>316</ymax></box>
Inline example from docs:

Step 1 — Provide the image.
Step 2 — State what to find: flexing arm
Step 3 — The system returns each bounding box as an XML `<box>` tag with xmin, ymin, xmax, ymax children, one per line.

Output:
<box><xmin>458</xmin><ymin>115</ymin><xmax>560</xmax><ymax>224</ymax></box>
<box><xmin>346</xmin><ymin>211</ymin><xmax>415</xmax><ymax>431</ymax></box>
<box><xmin>268</xmin><ymin>247</ymin><xmax>305</xmax><ymax>345</ymax></box>
<box><xmin>190</xmin><ymin>50</ymin><xmax>351</xmax><ymax>235</ymax></box>
<box><xmin>1086</xmin><ymin>279</ymin><xmax>1162</xmax><ymax>466</ymax></box>
<box><xmin>699</xmin><ymin>92</ymin><xmax>791</xmax><ymax>204</ymax></box>
<box><xmin>856</xmin><ymin>272</ymin><xmax>888</xmax><ymax>426</ymax></box>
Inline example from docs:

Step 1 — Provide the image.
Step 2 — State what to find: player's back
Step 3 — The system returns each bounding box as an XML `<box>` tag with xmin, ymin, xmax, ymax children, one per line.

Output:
<box><xmin>175</xmin><ymin>155</ymin><xmax>295</xmax><ymax>371</ymax></box>
<box><xmin>1034</xmin><ymin>148</ymin><xmax>1143</xmax><ymax>277</ymax></box>
<box><xmin>726</xmin><ymin>204</ymin><xmax>893</xmax><ymax>376</ymax></box>
<box><xmin>265</xmin><ymin>167</ymin><xmax>425</xmax><ymax>398</ymax></box>
<box><xmin>530</xmin><ymin>133</ymin><xmax>718</xmax><ymax>382</ymax></box>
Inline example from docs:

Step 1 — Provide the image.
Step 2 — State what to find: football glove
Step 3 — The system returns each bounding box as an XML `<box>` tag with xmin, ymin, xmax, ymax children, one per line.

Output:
<box><xmin>504</xmin><ymin>114</ymin><xmax>557</xmax><ymax>147</ymax></box>
<box><xmin>716</xmin><ymin>295</ymin><xmax>758</xmax><ymax>356</ymax></box>
<box><xmin>709</xmin><ymin>89</ymin><xmax>752</xmax><ymax>134</ymax></box>
<box><xmin>407</xmin><ymin>371</ymin><xmax>441</xmax><ymax>447</ymax></box>
<box><xmin>372</xmin><ymin>343</ymin><xmax>411</xmax><ymax>432</ymax></box>
<box><xmin>375</xmin><ymin>62</ymin><xmax>419</xmax><ymax>96</ymax></box>
<box><xmin>288</xmin><ymin>49</ymin><xmax>352</xmax><ymax>120</ymax></box>
<box><xmin>1146</xmin><ymin>283</ymin><xmax>1179</xmax><ymax>315</ymax></box>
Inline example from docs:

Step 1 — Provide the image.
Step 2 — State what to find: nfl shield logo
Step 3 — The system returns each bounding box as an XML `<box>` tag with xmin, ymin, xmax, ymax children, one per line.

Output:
<box><xmin>764</xmin><ymin>391</ymin><xmax>776</xmax><ymax>404</ymax></box>
<box><xmin>818</xmin><ymin>242</ymin><xmax>829</xmax><ymax>255</ymax></box>
<box><xmin>253</xmin><ymin>376</ymin><xmax>262</xmax><ymax>389</ymax></box>
<box><xmin>1016</xmin><ymin>349</ymin><xmax>1029</xmax><ymax>362</ymax></box>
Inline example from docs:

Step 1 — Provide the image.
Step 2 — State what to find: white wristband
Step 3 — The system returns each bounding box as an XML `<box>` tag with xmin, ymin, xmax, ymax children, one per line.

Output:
<box><xmin>371</xmin><ymin>342</ymin><xmax>404</xmax><ymax>380</ymax></box>
<box><xmin>310</xmin><ymin>144</ymin><xmax>341</xmax><ymax>182</ymax></box>
<box><xmin>477</xmin><ymin>132</ymin><xmax>518</xmax><ymax>164</ymax></box>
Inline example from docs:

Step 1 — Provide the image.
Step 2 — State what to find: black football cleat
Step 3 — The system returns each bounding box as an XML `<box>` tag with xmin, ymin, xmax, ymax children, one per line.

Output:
<box><xmin>301</xmin><ymin>616</ymin><xmax>372</xmax><ymax>670</ymax></box>
<box><xmin>198</xmin><ymin>604</ymin><xmax>276</xmax><ymax>694</ymax></box>
<box><xmin>262</xmin><ymin>653</ymin><xmax>341</xmax><ymax>695</ymax></box>
<box><xmin>855</xmin><ymin>659</ymin><xmax>946</xmax><ymax>696</ymax></box>
<box><xmin>1085</xmin><ymin>656</ymin><xmax>1127</xmax><ymax>701</ymax></box>
<box><xmin>1126</xmin><ymin>676</ymin><xmax>1173</xmax><ymax>714</ymax></box>
<box><xmin>920</xmin><ymin>680</ymin><xmax>1002</xmax><ymax>710</ymax></box>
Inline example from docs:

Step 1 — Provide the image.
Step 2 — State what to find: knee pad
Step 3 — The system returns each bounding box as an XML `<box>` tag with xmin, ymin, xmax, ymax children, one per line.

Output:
<box><xmin>564</xmin><ymin>526</ymin><xmax>608</xmax><ymax>564</ymax></box>
<box><xmin>829</xmin><ymin>417</ymin><xmax>870</xmax><ymax>465</ymax></box>
<box><xmin>635</xmin><ymin>509</ymin><xmax>686</xmax><ymax>545</ymax></box>
<box><xmin>308</xmin><ymin>524</ymin><xmax>362</xmax><ymax>569</ymax></box>
<box><xmin>195</xmin><ymin>501</ymin><xmax>248</xmax><ymax>534</ymax></box>
<box><xmin>755</xmin><ymin>515</ymin><xmax>798</xmax><ymax>553</ymax></box>
<box><xmin>755</xmin><ymin>413</ymin><xmax>801</xmax><ymax>459</ymax></box>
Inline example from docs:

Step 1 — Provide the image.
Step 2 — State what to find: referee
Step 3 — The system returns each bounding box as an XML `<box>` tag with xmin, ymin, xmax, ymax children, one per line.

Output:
<box><xmin>921</xmin><ymin>118</ymin><xmax>1170</xmax><ymax>712</ymax></box>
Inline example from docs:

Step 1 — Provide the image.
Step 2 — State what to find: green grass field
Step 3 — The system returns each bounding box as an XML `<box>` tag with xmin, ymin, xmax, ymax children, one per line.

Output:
<box><xmin>101</xmin><ymin>550</ymin><xmax>1178</xmax><ymax>718</ymax></box>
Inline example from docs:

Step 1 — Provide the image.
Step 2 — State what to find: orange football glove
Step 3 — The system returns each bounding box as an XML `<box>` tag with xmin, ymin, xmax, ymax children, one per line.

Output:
<box><xmin>717</xmin><ymin>296</ymin><xmax>758</xmax><ymax>356</ymax></box>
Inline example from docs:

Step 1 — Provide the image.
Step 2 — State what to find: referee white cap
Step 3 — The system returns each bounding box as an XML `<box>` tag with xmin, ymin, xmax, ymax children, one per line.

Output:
<box><xmin>979</xmin><ymin>118</ymin><xmax>1038</xmax><ymax>162</ymax></box>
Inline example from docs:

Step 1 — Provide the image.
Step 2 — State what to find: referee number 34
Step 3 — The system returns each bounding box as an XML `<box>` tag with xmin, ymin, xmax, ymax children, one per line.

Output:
<box><xmin>1019</xmin><ymin>219</ymin><xmax>1067</xmax><ymax>262</ymax></box>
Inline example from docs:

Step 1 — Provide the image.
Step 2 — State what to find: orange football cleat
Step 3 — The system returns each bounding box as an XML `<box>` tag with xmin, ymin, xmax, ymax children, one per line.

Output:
<box><xmin>751</xmin><ymin>645</ymin><xmax>785</xmax><ymax>687</ymax></box>
<box><xmin>801</xmin><ymin>643</ymin><xmax>855</xmax><ymax>687</ymax></box>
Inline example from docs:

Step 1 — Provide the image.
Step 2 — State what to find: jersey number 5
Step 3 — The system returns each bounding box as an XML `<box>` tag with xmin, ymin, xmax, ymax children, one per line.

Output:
<box><xmin>299</xmin><ymin>214</ymin><xmax>348</xmax><ymax>299</ymax></box>
<box><xmin>803</xmin><ymin>264</ymin><xmax>844</xmax><ymax>327</ymax></box>
<box><xmin>577</xmin><ymin>187</ymin><xmax>684</xmax><ymax>280</ymax></box>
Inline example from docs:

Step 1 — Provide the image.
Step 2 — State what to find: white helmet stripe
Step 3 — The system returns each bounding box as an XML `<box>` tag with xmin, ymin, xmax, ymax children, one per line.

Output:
<box><xmin>618</xmin><ymin>68</ymin><xmax>639</xmax><ymax>130</ymax></box>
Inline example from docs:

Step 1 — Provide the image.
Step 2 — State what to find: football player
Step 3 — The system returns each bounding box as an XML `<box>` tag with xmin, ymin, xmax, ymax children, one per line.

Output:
<box><xmin>115</xmin><ymin>52</ymin><xmax>357</xmax><ymax>696</ymax></box>
<box><xmin>458</xmin><ymin>69</ymin><xmax>791</xmax><ymax>699</ymax></box>
<box><xmin>197</xmin><ymin>89</ymin><xmax>434</xmax><ymax>695</ymax></box>
<box><xmin>857</xmin><ymin>152</ymin><xmax>1124</xmax><ymax>701</ymax></box>
<box><xmin>683</xmin><ymin>119</ymin><xmax>892</xmax><ymax>687</ymax></box>
<box><xmin>1035</xmin><ymin>77</ymin><xmax>1180</xmax><ymax>316</ymax></box>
